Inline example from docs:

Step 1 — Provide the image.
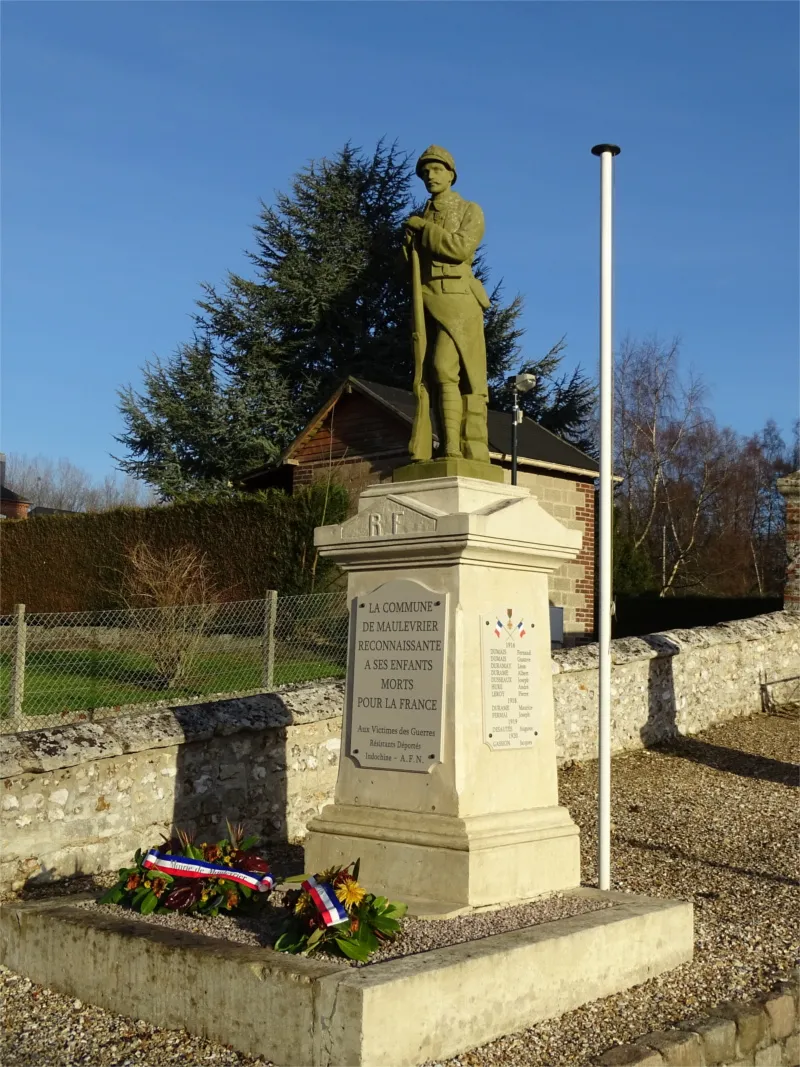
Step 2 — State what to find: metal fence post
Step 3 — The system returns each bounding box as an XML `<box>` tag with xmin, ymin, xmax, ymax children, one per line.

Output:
<box><xmin>262</xmin><ymin>590</ymin><xmax>278</xmax><ymax>690</ymax></box>
<box><xmin>9</xmin><ymin>603</ymin><xmax>27</xmax><ymax>719</ymax></box>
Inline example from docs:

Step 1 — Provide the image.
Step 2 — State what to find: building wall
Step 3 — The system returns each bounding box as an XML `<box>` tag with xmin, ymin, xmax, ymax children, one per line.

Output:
<box><xmin>0</xmin><ymin>499</ymin><xmax>31</xmax><ymax>520</ymax></box>
<box><xmin>515</xmin><ymin>471</ymin><xmax>595</xmax><ymax>642</ymax></box>
<box><xmin>2</xmin><ymin>613</ymin><xmax>795</xmax><ymax>896</ymax></box>
<box><xmin>291</xmin><ymin>391</ymin><xmax>409</xmax><ymax>473</ymax></box>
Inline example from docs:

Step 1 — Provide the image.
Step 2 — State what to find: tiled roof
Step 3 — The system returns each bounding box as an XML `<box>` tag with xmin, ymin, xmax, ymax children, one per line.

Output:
<box><xmin>351</xmin><ymin>378</ymin><xmax>599</xmax><ymax>474</ymax></box>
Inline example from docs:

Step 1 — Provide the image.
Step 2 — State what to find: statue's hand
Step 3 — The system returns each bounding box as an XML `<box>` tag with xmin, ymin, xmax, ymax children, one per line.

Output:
<box><xmin>405</xmin><ymin>216</ymin><xmax>425</xmax><ymax>232</ymax></box>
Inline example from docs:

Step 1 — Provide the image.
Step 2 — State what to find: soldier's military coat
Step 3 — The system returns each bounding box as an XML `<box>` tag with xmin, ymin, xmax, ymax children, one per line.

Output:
<box><xmin>416</xmin><ymin>190</ymin><xmax>491</xmax><ymax>397</ymax></box>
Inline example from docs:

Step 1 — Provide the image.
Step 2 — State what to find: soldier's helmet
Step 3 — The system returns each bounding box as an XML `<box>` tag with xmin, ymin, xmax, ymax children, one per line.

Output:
<box><xmin>416</xmin><ymin>145</ymin><xmax>457</xmax><ymax>186</ymax></box>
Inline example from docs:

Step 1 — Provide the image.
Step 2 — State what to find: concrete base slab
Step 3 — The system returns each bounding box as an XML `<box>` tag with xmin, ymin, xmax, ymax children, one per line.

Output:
<box><xmin>0</xmin><ymin>890</ymin><xmax>693</xmax><ymax>1067</ymax></box>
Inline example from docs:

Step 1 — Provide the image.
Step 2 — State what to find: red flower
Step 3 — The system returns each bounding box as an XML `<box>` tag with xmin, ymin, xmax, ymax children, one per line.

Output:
<box><xmin>238</xmin><ymin>850</ymin><xmax>270</xmax><ymax>875</ymax></box>
<box><xmin>163</xmin><ymin>884</ymin><xmax>202</xmax><ymax>910</ymax></box>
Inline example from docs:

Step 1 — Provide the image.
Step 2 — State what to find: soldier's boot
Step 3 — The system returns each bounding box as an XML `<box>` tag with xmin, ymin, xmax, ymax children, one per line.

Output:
<box><xmin>461</xmin><ymin>394</ymin><xmax>491</xmax><ymax>464</ymax></box>
<box><xmin>440</xmin><ymin>384</ymin><xmax>464</xmax><ymax>458</ymax></box>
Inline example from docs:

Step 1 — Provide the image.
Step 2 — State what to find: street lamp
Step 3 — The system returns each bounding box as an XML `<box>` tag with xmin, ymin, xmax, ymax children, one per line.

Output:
<box><xmin>509</xmin><ymin>372</ymin><xmax>537</xmax><ymax>485</ymax></box>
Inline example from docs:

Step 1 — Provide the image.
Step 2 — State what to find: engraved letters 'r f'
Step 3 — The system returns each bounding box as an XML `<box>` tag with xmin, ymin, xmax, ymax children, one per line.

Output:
<box><xmin>368</xmin><ymin>512</ymin><xmax>403</xmax><ymax>537</ymax></box>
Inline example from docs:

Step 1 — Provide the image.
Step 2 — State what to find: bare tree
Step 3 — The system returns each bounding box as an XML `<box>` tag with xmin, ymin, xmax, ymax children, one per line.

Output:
<box><xmin>119</xmin><ymin>542</ymin><xmax>220</xmax><ymax>689</ymax></box>
<box><xmin>615</xmin><ymin>337</ymin><xmax>717</xmax><ymax>593</ymax></box>
<box><xmin>614</xmin><ymin>339</ymin><xmax>792</xmax><ymax>597</ymax></box>
<box><xmin>4</xmin><ymin>453</ymin><xmax>154</xmax><ymax>512</ymax></box>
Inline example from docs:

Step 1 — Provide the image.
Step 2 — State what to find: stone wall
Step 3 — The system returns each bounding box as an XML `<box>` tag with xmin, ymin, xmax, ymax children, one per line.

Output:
<box><xmin>1</xmin><ymin>613</ymin><xmax>797</xmax><ymax>895</ymax></box>
<box><xmin>552</xmin><ymin>611</ymin><xmax>800</xmax><ymax>763</ymax></box>
<box><xmin>597</xmin><ymin>977</ymin><xmax>799</xmax><ymax>1066</ymax></box>
<box><xmin>0</xmin><ymin>684</ymin><xmax>343</xmax><ymax>895</ymax></box>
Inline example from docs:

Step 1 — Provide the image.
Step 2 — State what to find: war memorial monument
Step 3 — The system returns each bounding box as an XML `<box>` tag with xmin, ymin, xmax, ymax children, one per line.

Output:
<box><xmin>0</xmin><ymin>145</ymin><xmax>694</xmax><ymax>1067</ymax></box>
<box><xmin>305</xmin><ymin>140</ymin><xmax>691</xmax><ymax>919</ymax></box>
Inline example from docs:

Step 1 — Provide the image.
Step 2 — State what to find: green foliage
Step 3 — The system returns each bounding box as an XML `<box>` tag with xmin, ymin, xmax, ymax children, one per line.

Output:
<box><xmin>116</xmin><ymin>341</ymin><xmax>301</xmax><ymax>500</ymax></box>
<box><xmin>116</xmin><ymin>139</ymin><xmax>586</xmax><ymax>499</ymax></box>
<box><xmin>98</xmin><ymin>827</ymin><xmax>272</xmax><ymax>918</ymax></box>
<box><xmin>490</xmin><ymin>335</ymin><xmax>597</xmax><ymax>455</ymax></box>
<box><xmin>274</xmin><ymin>860</ymin><xmax>407</xmax><ymax>964</ymax></box>
<box><xmin>613</xmin><ymin>511</ymin><xmax>657</xmax><ymax>597</ymax></box>
<box><xmin>0</xmin><ymin>484</ymin><xmax>348</xmax><ymax>613</ymax></box>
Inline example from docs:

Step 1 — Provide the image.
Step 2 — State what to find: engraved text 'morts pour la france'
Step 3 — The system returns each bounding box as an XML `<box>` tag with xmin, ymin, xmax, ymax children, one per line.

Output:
<box><xmin>348</xmin><ymin>579</ymin><xmax>447</xmax><ymax>773</ymax></box>
<box><xmin>481</xmin><ymin>608</ymin><xmax>537</xmax><ymax>750</ymax></box>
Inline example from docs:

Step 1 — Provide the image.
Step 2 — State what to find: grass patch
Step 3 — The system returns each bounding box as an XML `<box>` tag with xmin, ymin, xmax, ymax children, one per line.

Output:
<box><xmin>0</xmin><ymin>647</ymin><xmax>345</xmax><ymax>720</ymax></box>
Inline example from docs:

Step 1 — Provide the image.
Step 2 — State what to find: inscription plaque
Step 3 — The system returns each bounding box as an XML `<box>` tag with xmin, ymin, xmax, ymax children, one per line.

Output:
<box><xmin>348</xmin><ymin>579</ymin><xmax>447</xmax><ymax>773</ymax></box>
<box><xmin>481</xmin><ymin>609</ymin><xmax>537</xmax><ymax>750</ymax></box>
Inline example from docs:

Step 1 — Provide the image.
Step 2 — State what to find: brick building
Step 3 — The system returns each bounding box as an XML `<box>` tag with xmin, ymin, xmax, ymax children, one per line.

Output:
<box><xmin>0</xmin><ymin>454</ymin><xmax>31</xmax><ymax>520</ymax></box>
<box><xmin>242</xmin><ymin>378</ymin><xmax>598</xmax><ymax>643</ymax></box>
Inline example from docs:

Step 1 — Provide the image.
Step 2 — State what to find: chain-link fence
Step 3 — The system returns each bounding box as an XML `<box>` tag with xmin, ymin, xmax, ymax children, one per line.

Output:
<box><xmin>0</xmin><ymin>591</ymin><xmax>350</xmax><ymax>734</ymax></box>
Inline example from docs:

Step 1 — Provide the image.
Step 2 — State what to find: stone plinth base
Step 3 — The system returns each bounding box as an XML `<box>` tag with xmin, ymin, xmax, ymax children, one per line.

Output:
<box><xmin>392</xmin><ymin>457</ymin><xmax>505</xmax><ymax>483</ymax></box>
<box><xmin>305</xmin><ymin>803</ymin><xmax>581</xmax><ymax>915</ymax></box>
<box><xmin>313</xmin><ymin>475</ymin><xmax>584</xmax><ymax>914</ymax></box>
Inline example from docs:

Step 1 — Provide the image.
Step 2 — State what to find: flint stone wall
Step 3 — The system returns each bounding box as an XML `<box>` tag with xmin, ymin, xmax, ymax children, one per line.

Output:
<box><xmin>1</xmin><ymin>613</ymin><xmax>797</xmax><ymax>894</ymax></box>
<box><xmin>0</xmin><ymin>684</ymin><xmax>343</xmax><ymax>895</ymax></box>
<box><xmin>551</xmin><ymin>611</ymin><xmax>800</xmax><ymax>763</ymax></box>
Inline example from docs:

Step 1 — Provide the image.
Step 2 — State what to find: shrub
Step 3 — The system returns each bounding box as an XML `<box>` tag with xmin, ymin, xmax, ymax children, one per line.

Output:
<box><xmin>0</xmin><ymin>484</ymin><xmax>349</xmax><ymax>613</ymax></box>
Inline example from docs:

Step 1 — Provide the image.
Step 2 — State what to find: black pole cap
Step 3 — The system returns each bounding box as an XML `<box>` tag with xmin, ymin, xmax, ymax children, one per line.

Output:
<box><xmin>591</xmin><ymin>144</ymin><xmax>621</xmax><ymax>156</ymax></box>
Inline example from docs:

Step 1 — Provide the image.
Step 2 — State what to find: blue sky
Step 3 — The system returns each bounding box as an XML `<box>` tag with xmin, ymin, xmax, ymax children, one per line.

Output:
<box><xmin>3</xmin><ymin>1</ymin><xmax>798</xmax><ymax>481</ymax></box>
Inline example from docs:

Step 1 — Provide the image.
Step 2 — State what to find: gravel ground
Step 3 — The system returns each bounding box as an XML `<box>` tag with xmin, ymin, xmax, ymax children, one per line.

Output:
<box><xmin>79</xmin><ymin>890</ymin><xmax>611</xmax><ymax>966</ymax></box>
<box><xmin>0</xmin><ymin>965</ymin><xmax>274</xmax><ymax>1067</ymax></box>
<box><xmin>1</xmin><ymin>712</ymin><xmax>797</xmax><ymax>1067</ymax></box>
<box><xmin>427</xmin><ymin>712</ymin><xmax>799</xmax><ymax>1067</ymax></box>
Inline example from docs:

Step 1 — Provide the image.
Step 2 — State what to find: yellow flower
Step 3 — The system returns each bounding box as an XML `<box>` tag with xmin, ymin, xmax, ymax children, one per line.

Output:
<box><xmin>335</xmin><ymin>878</ymin><xmax>366</xmax><ymax>910</ymax></box>
<box><xmin>294</xmin><ymin>890</ymin><xmax>312</xmax><ymax>916</ymax></box>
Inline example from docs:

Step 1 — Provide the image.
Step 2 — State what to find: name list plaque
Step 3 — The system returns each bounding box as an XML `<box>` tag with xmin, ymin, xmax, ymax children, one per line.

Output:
<box><xmin>480</xmin><ymin>609</ymin><xmax>537</xmax><ymax>751</ymax></box>
<box><xmin>348</xmin><ymin>579</ymin><xmax>447</xmax><ymax>773</ymax></box>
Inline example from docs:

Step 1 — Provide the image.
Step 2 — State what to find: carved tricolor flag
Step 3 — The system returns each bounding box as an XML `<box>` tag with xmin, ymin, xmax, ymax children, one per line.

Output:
<box><xmin>517</xmin><ymin>620</ymin><xmax>526</xmax><ymax>637</ymax></box>
<box><xmin>494</xmin><ymin>619</ymin><xmax>504</xmax><ymax>637</ymax></box>
<box><xmin>302</xmin><ymin>875</ymin><xmax>349</xmax><ymax>927</ymax></box>
<box><xmin>142</xmin><ymin>849</ymin><xmax>274</xmax><ymax>892</ymax></box>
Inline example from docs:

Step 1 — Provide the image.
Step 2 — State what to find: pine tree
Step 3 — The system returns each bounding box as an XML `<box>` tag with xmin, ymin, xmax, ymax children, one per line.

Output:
<box><xmin>490</xmin><ymin>336</ymin><xmax>597</xmax><ymax>456</ymax></box>
<box><xmin>117</xmin><ymin>140</ymin><xmax>592</xmax><ymax>498</ymax></box>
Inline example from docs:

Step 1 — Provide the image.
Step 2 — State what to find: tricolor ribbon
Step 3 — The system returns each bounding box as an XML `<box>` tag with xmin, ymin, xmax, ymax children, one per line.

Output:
<box><xmin>302</xmin><ymin>875</ymin><xmax>349</xmax><ymax>927</ymax></box>
<box><xmin>142</xmin><ymin>849</ymin><xmax>274</xmax><ymax>893</ymax></box>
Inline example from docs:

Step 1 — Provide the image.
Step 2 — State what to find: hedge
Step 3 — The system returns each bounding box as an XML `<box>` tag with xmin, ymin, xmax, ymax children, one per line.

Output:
<box><xmin>613</xmin><ymin>594</ymin><xmax>783</xmax><ymax>638</ymax></box>
<box><xmin>0</xmin><ymin>485</ymin><xmax>349</xmax><ymax>614</ymax></box>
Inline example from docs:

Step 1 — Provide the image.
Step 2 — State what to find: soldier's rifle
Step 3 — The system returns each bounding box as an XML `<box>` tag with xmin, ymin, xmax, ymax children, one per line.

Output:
<box><xmin>408</xmin><ymin>237</ymin><xmax>432</xmax><ymax>461</ymax></box>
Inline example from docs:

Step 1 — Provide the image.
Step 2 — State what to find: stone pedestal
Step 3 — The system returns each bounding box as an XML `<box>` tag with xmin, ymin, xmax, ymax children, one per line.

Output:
<box><xmin>305</xmin><ymin>476</ymin><xmax>583</xmax><ymax>913</ymax></box>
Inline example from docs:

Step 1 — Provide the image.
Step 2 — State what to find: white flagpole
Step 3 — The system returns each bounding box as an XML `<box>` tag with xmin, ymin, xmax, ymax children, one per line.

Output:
<box><xmin>591</xmin><ymin>143</ymin><xmax>620</xmax><ymax>892</ymax></box>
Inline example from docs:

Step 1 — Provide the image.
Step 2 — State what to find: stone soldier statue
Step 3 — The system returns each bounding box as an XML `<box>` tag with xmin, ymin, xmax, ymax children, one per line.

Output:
<box><xmin>403</xmin><ymin>145</ymin><xmax>493</xmax><ymax>469</ymax></box>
